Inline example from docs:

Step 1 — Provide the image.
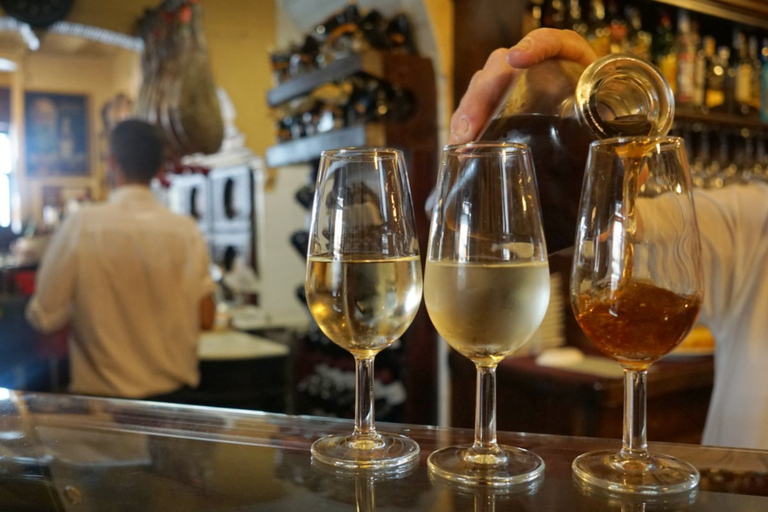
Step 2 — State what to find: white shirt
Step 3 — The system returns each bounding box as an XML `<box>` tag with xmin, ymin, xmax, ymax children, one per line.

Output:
<box><xmin>692</xmin><ymin>184</ymin><xmax>768</xmax><ymax>450</ymax></box>
<box><xmin>26</xmin><ymin>185</ymin><xmax>214</xmax><ymax>398</ymax></box>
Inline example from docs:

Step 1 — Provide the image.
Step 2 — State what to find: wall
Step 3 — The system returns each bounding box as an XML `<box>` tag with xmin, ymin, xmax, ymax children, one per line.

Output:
<box><xmin>17</xmin><ymin>49</ymin><xmax>141</xmax><ymax>217</ymax></box>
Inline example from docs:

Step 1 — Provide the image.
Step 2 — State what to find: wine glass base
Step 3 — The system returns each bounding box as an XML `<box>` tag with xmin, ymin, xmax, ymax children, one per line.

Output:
<box><xmin>311</xmin><ymin>432</ymin><xmax>419</xmax><ymax>473</ymax></box>
<box><xmin>572</xmin><ymin>450</ymin><xmax>699</xmax><ymax>495</ymax></box>
<box><xmin>428</xmin><ymin>444</ymin><xmax>545</xmax><ymax>488</ymax></box>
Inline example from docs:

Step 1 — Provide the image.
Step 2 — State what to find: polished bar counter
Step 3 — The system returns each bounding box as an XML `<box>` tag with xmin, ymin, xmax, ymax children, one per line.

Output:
<box><xmin>0</xmin><ymin>390</ymin><xmax>766</xmax><ymax>511</ymax></box>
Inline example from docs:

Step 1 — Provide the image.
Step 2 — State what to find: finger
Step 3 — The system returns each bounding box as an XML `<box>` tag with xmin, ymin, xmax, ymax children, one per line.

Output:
<box><xmin>507</xmin><ymin>28</ymin><xmax>597</xmax><ymax>69</ymax></box>
<box><xmin>449</xmin><ymin>48</ymin><xmax>518</xmax><ymax>144</ymax></box>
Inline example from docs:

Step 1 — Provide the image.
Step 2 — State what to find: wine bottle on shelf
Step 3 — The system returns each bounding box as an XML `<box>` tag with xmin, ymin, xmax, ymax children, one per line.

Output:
<box><xmin>762</xmin><ymin>38</ymin><xmax>768</xmax><ymax>122</ymax></box>
<box><xmin>722</xmin><ymin>45</ymin><xmax>737</xmax><ymax>115</ymax></box>
<box><xmin>749</xmin><ymin>36</ymin><xmax>763</xmax><ymax>113</ymax></box>
<box><xmin>295</xmin><ymin>184</ymin><xmax>315</xmax><ymax>210</ymax></box>
<box><xmin>734</xmin><ymin>30</ymin><xmax>753</xmax><ymax>116</ymax></box>
<box><xmin>652</xmin><ymin>10</ymin><xmax>677</xmax><ymax>96</ymax></box>
<box><xmin>695</xmin><ymin>36</ymin><xmax>715</xmax><ymax>113</ymax></box>
<box><xmin>386</xmin><ymin>13</ymin><xmax>417</xmax><ymax>54</ymax></box>
<box><xmin>707</xmin><ymin>45</ymin><xmax>728</xmax><ymax>112</ymax></box>
<box><xmin>290</xmin><ymin>230</ymin><xmax>310</xmax><ymax>260</ymax></box>
<box><xmin>675</xmin><ymin>10</ymin><xmax>696</xmax><ymax>107</ymax></box>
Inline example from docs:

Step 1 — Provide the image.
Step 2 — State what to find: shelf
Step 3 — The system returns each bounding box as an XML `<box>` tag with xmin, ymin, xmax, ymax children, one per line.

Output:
<box><xmin>675</xmin><ymin>108</ymin><xmax>768</xmax><ymax>130</ymax></box>
<box><xmin>265</xmin><ymin>124</ymin><xmax>385</xmax><ymax>167</ymax></box>
<box><xmin>267</xmin><ymin>52</ymin><xmax>386</xmax><ymax>107</ymax></box>
<box><xmin>653</xmin><ymin>0</ymin><xmax>768</xmax><ymax>30</ymax></box>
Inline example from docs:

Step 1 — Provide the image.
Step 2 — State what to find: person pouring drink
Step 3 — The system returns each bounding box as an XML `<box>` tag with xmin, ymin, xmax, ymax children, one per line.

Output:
<box><xmin>453</xmin><ymin>28</ymin><xmax>768</xmax><ymax>451</ymax></box>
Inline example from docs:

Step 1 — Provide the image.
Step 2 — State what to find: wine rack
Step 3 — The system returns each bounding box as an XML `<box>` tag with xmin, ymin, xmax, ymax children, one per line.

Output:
<box><xmin>266</xmin><ymin>47</ymin><xmax>439</xmax><ymax>424</ymax></box>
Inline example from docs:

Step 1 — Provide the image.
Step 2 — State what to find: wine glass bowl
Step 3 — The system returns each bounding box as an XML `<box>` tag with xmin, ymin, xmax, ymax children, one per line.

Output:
<box><xmin>570</xmin><ymin>136</ymin><xmax>704</xmax><ymax>494</ymax></box>
<box><xmin>425</xmin><ymin>142</ymin><xmax>549</xmax><ymax>487</ymax></box>
<box><xmin>306</xmin><ymin>147</ymin><xmax>422</xmax><ymax>472</ymax></box>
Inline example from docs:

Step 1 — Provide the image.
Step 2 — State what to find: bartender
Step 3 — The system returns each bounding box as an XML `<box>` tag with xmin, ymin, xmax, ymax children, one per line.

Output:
<box><xmin>26</xmin><ymin>119</ymin><xmax>215</xmax><ymax>402</ymax></box>
<box><xmin>455</xmin><ymin>28</ymin><xmax>768</xmax><ymax>451</ymax></box>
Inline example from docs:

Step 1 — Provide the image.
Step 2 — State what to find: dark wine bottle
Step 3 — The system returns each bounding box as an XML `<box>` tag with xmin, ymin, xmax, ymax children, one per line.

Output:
<box><xmin>479</xmin><ymin>54</ymin><xmax>674</xmax><ymax>252</ymax></box>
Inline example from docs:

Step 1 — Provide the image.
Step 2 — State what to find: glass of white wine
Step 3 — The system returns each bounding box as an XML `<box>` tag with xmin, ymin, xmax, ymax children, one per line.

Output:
<box><xmin>305</xmin><ymin>147</ymin><xmax>422</xmax><ymax>472</ymax></box>
<box><xmin>425</xmin><ymin>142</ymin><xmax>549</xmax><ymax>487</ymax></box>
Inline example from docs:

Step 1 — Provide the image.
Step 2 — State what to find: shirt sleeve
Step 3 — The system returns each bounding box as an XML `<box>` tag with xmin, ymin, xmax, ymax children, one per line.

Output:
<box><xmin>194</xmin><ymin>231</ymin><xmax>216</xmax><ymax>299</ymax></box>
<box><xmin>25</xmin><ymin>213</ymin><xmax>82</xmax><ymax>333</ymax></box>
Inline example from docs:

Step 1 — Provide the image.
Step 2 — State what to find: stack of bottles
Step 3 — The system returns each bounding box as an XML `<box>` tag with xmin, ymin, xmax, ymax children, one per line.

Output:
<box><xmin>269</xmin><ymin>5</ymin><xmax>417</xmax><ymax>85</ymax></box>
<box><xmin>529</xmin><ymin>0</ymin><xmax>768</xmax><ymax>120</ymax></box>
<box><xmin>272</xmin><ymin>75</ymin><xmax>415</xmax><ymax>143</ymax></box>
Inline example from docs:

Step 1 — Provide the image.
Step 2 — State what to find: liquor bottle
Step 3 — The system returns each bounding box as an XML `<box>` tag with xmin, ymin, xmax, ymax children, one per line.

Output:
<box><xmin>761</xmin><ymin>38</ymin><xmax>768</xmax><ymax>122</ymax></box>
<box><xmin>734</xmin><ymin>30</ymin><xmax>753</xmax><ymax>116</ymax></box>
<box><xmin>586</xmin><ymin>0</ymin><xmax>610</xmax><ymax>58</ymax></box>
<box><xmin>693</xmin><ymin>36</ymin><xmax>712</xmax><ymax>112</ymax></box>
<box><xmin>625</xmin><ymin>5</ymin><xmax>651</xmax><ymax>60</ymax></box>
<box><xmin>479</xmin><ymin>54</ymin><xmax>674</xmax><ymax>251</ymax></box>
<box><xmin>706</xmin><ymin>44</ymin><xmax>727</xmax><ymax>112</ymax></box>
<box><xmin>749</xmin><ymin>36</ymin><xmax>762</xmax><ymax>112</ymax></box>
<box><xmin>652</xmin><ymin>10</ymin><xmax>677</xmax><ymax>95</ymax></box>
<box><xmin>722</xmin><ymin>45</ymin><xmax>737</xmax><ymax>115</ymax></box>
<box><xmin>567</xmin><ymin>0</ymin><xmax>587</xmax><ymax>37</ymax></box>
<box><xmin>691</xmin><ymin>36</ymin><xmax>715</xmax><ymax>113</ymax></box>
<box><xmin>675</xmin><ymin>10</ymin><xmax>696</xmax><ymax>107</ymax></box>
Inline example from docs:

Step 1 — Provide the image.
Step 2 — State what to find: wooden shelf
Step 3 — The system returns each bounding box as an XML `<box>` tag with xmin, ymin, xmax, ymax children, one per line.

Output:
<box><xmin>653</xmin><ymin>0</ymin><xmax>768</xmax><ymax>30</ymax></box>
<box><xmin>264</xmin><ymin>124</ymin><xmax>385</xmax><ymax>167</ymax></box>
<box><xmin>267</xmin><ymin>52</ymin><xmax>388</xmax><ymax>107</ymax></box>
<box><xmin>676</xmin><ymin>108</ymin><xmax>768</xmax><ymax>130</ymax></box>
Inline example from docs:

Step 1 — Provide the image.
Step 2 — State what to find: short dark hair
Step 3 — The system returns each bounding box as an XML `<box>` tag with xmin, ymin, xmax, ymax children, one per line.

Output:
<box><xmin>109</xmin><ymin>119</ymin><xmax>164</xmax><ymax>184</ymax></box>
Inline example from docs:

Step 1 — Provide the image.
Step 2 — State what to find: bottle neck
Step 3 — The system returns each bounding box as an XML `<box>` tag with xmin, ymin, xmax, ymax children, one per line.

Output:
<box><xmin>571</xmin><ymin>54</ymin><xmax>675</xmax><ymax>139</ymax></box>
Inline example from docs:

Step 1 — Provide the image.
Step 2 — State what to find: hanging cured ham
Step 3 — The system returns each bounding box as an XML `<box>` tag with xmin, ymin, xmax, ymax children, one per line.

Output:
<box><xmin>136</xmin><ymin>0</ymin><xmax>223</xmax><ymax>157</ymax></box>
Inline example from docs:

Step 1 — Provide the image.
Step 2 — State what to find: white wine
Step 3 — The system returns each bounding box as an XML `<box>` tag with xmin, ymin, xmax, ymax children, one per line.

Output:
<box><xmin>306</xmin><ymin>256</ymin><xmax>423</xmax><ymax>358</ymax></box>
<box><xmin>425</xmin><ymin>260</ymin><xmax>550</xmax><ymax>365</ymax></box>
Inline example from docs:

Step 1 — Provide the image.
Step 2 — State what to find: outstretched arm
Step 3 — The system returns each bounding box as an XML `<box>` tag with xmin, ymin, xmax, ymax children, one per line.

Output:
<box><xmin>449</xmin><ymin>28</ymin><xmax>598</xmax><ymax>144</ymax></box>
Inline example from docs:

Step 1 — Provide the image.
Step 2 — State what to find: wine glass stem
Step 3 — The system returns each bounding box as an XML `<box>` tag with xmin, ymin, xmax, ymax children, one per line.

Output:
<box><xmin>472</xmin><ymin>364</ymin><xmax>499</xmax><ymax>454</ymax></box>
<box><xmin>354</xmin><ymin>356</ymin><xmax>378</xmax><ymax>440</ymax></box>
<box><xmin>621</xmin><ymin>368</ymin><xmax>649</xmax><ymax>459</ymax></box>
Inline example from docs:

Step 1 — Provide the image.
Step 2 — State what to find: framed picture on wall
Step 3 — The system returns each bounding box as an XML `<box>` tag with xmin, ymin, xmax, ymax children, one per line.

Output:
<box><xmin>24</xmin><ymin>92</ymin><xmax>89</xmax><ymax>177</ymax></box>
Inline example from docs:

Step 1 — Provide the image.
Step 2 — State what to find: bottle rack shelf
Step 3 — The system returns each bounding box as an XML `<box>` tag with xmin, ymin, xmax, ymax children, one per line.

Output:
<box><xmin>654</xmin><ymin>0</ymin><xmax>768</xmax><ymax>30</ymax></box>
<box><xmin>268</xmin><ymin>52</ymin><xmax>384</xmax><ymax>107</ymax></box>
<box><xmin>676</xmin><ymin>109</ymin><xmax>768</xmax><ymax>131</ymax></box>
<box><xmin>265</xmin><ymin>124</ymin><xmax>384</xmax><ymax>167</ymax></box>
<box><xmin>265</xmin><ymin>51</ymin><xmax>436</xmax><ymax>168</ymax></box>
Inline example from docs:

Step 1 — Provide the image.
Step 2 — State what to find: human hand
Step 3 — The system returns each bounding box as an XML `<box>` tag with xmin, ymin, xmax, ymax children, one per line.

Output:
<box><xmin>449</xmin><ymin>28</ymin><xmax>598</xmax><ymax>144</ymax></box>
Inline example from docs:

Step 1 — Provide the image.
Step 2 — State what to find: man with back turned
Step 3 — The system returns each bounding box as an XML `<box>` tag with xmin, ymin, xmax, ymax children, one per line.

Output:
<box><xmin>26</xmin><ymin>119</ymin><xmax>215</xmax><ymax>401</ymax></box>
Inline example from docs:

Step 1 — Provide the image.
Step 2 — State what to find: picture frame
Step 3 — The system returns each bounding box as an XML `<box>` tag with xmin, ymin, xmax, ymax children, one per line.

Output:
<box><xmin>24</xmin><ymin>92</ymin><xmax>89</xmax><ymax>177</ymax></box>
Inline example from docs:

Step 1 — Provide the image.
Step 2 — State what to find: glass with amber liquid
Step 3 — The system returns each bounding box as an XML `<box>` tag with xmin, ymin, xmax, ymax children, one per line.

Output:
<box><xmin>570</xmin><ymin>136</ymin><xmax>704</xmax><ymax>495</ymax></box>
<box><xmin>305</xmin><ymin>147</ymin><xmax>422</xmax><ymax>472</ymax></box>
<box><xmin>425</xmin><ymin>143</ymin><xmax>549</xmax><ymax>488</ymax></box>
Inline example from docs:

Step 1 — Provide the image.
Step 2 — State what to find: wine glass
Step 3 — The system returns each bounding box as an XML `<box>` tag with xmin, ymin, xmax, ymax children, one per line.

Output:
<box><xmin>425</xmin><ymin>142</ymin><xmax>549</xmax><ymax>487</ymax></box>
<box><xmin>570</xmin><ymin>136</ymin><xmax>704</xmax><ymax>495</ymax></box>
<box><xmin>305</xmin><ymin>147</ymin><xmax>422</xmax><ymax>472</ymax></box>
